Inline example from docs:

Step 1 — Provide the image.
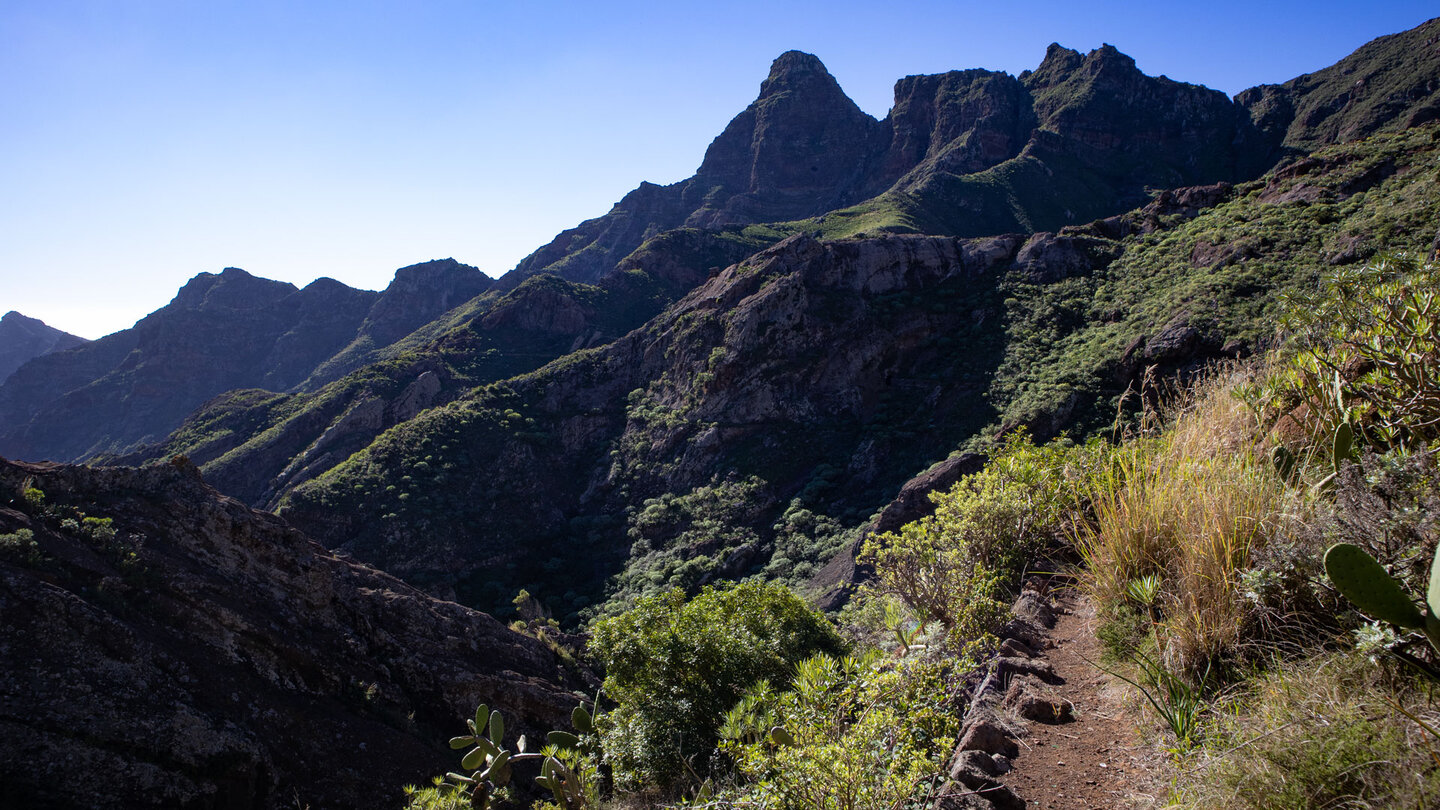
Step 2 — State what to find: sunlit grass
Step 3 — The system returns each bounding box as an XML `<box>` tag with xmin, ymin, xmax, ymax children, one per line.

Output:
<box><xmin>1078</xmin><ymin>367</ymin><xmax>1298</xmax><ymax>669</ymax></box>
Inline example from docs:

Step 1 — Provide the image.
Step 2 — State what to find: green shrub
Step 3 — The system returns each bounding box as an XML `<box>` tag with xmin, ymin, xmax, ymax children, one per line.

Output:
<box><xmin>0</xmin><ymin>528</ymin><xmax>41</xmax><ymax>565</ymax></box>
<box><xmin>861</xmin><ymin>435</ymin><xmax>1096</xmax><ymax>640</ymax></box>
<box><xmin>1266</xmin><ymin>255</ymin><xmax>1440</xmax><ymax>453</ymax></box>
<box><xmin>21</xmin><ymin>486</ymin><xmax>44</xmax><ymax>509</ymax></box>
<box><xmin>589</xmin><ymin>580</ymin><xmax>845</xmax><ymax>790</ymax></box>
<box><xmin>720</xmin><ymin>651</ymin><xmax>962</xmax><ymax>810</ymax></box>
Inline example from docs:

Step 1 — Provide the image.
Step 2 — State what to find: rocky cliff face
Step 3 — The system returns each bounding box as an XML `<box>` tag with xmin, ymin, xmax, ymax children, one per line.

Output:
<box><xmin>0</xmin><ymin>457</ymin><xmax>584</xmax><ymax>810</ymax></box>
<box><xmin>877</xmin><ymin>69</ymin><xmax>1034</xmax><ymax>186</ymax></box>
<box><xmin>0</xmin><ymin>311</ymin><xmax>87</xmax><ymax>384</ymax></box>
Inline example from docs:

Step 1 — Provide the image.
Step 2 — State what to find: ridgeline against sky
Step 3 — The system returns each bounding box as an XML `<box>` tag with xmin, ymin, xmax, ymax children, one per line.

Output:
<box><xmin>3</xmin><ymin>0</ymin><xmax>1436</xmax><ymax>338</ymax></box>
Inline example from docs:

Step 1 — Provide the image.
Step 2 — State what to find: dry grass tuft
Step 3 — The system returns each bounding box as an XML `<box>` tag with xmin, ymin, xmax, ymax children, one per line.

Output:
<box><xmin>1079</xmin><ymin>366</ymin><xmax>1302</xmax><ymax>669</ymax></box>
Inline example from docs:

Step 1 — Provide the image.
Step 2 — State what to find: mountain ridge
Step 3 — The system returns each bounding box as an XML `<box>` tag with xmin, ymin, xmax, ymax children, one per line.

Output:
<box><xmin>0</xmin><ymin>259</ymin><xmax>490</xmax><ymax>462</ymax></box>
<box><xmin>0</xmin><ymin>312</ymin><xmax>87</xmax><ymax>384</ymax></box>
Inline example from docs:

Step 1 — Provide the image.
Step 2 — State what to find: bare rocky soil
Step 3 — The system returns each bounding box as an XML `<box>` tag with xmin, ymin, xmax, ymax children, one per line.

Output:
<box><xmin>943</xmin><ymin>584</ymin><xmax>1164</xmax><ymax>809</ymax></box>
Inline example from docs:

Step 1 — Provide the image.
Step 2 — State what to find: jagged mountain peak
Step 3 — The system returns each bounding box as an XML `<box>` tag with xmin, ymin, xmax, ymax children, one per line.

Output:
<box><xmin>683</xmin><ymin>50</ymin><xmax>885</xmax><ymax>228</ymax></box>
<box><xmin>1089</xmin><ymin>43</ymin><xmax>1134</xmax><ymax>65</ymax></box>
<box><xmin>1021</xmin><ymin>42</ymin><xmax>1084</xmax><ymax>86</ymax></box>
<box><xmin>758</xmin><ymin>50</ymin><xmax>843</xmax><ymax>97</ymax></box>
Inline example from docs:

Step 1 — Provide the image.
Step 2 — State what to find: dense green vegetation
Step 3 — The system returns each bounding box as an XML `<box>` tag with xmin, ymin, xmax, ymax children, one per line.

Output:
<box><xmin>590</xmin><ymin>581</ymin><xmax>845</xmax><ymax>789</ymax></box>
<box><xmin>990</xmin><ymin>123</ymin><xmax>1440</xmax><ymax>441</ymax></box>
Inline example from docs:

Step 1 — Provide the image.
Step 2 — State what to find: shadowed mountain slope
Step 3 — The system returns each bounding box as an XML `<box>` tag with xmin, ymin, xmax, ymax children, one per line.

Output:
<box><xmin>0</xmin><ymin>260</ymin><xmax>490</xmax><ymax>463</ymax></box>
<box><xmin>0</xmin><ymin>312</ymin><xmax>87</xmax><ymax>384</ymax></box>
<box><xmin>0</xmin><ymin>456</ymin><xmax>584</xmax><ymax>809</ymax></box>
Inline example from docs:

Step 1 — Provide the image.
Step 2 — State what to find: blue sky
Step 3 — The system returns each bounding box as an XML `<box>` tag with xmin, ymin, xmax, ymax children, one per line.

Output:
<box><xmin>3</xmin><ymin>1</ymin><xmax>1435</xmax><ymax>339</ymax></box>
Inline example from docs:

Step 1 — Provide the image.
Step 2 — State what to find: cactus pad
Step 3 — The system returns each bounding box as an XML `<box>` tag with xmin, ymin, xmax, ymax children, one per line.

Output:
<box><xmin>1325</xmin><ymin>542</ymin><xmax>1424</xmax><ymax>629</ymax></box>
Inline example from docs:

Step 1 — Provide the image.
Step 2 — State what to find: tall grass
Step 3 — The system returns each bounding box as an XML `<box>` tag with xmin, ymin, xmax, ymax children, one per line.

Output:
<box><xmin>1079</xmin><ymin>368</ymin><xmax>1297</xmax><ymax>669</ymax></box>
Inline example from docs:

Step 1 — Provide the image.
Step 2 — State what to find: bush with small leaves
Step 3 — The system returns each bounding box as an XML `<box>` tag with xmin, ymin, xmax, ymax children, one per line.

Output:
<box><xmin>589</xmin><ymin>580</ymin><xmax>845</xmax><ymax>790</ymax></box>
<box><xmin>719</xmin><ymin>651</ymin><xmax>963</xmax><ymax>810</ymax></box>
<box><xmin>862</xmin><ymin>435</ymin><xmax>1096</xmax><ymax>642</ymax></box>
<box><xmin>0</xmin><ymin>529</ymin><xmax>41</xmax><ymax>565</ymax></box>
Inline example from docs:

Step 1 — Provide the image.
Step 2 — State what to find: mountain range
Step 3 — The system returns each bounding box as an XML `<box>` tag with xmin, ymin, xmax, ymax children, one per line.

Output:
<box><xmin>2</xmin><ymin>17</ymin><xmax>1439</xmax><ymax>806</ymax></box>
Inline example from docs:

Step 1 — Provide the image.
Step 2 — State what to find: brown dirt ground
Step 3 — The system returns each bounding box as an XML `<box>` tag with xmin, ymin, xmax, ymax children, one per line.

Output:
<box><xmin>999</xmin><ymin>589</ymin><xmax>1166</xmax><ymax>809</ymax></box>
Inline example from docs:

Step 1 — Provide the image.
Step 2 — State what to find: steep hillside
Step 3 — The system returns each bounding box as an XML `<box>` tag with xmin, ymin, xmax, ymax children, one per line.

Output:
<box><xmin>0</xmin><ymin>457</ymin><xmax>584</xmax><ymax>809</ymax></box>
<box><xmin>1238</xmin><ymin>15</ymin><xmax>1440</xmax><ymax>152</ymax></box>
<box><xmin>0</xmin><ymin>311</ymin><xmax>87</xmax><ymax>383</ymax></box>
<box><xmin>277</xmin><ymin>123</ymin><xmax>1440</xmax><ymax>622</ymax></box>
<box><xmin>0</xmin><ymin>260</ymin><xmax>489</xmax><ymax>463</ymax></box>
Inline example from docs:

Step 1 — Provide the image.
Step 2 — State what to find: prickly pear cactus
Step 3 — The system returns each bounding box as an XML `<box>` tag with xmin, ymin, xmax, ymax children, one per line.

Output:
<box><xmin>1324</xmin><ymin>542</ymin><xmax>1425</xmax><ymax>629</ymax></box>
<box><xmin>1332</xmin><ymin>421</ymin><xmax>1355</xmax><ymax>472</ymax></box>
<box><xmin>442</xmin><ymin>699</ymin><xmax>597</xmax><ymax>809</ymax></box>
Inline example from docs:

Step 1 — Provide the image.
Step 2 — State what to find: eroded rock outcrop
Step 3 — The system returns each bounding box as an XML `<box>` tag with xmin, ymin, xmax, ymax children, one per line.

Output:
<box><xmin>0</xmin><ymin>458</ymin><xmax>584</xmax><ymax>810</ymax></box>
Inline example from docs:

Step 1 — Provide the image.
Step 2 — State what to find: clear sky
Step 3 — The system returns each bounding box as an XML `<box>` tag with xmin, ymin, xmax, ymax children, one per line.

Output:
<box><xmin>3</xmin><ymin>1</ymin><xmax>1435</xmax><ymax>339</ymax></box>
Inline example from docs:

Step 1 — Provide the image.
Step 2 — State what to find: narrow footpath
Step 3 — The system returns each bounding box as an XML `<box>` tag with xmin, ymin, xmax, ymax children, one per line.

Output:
<box><xmin>999</xmin><ymin>589</ymin><xmax>1163</xmax><ymax>809</ymax></box>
